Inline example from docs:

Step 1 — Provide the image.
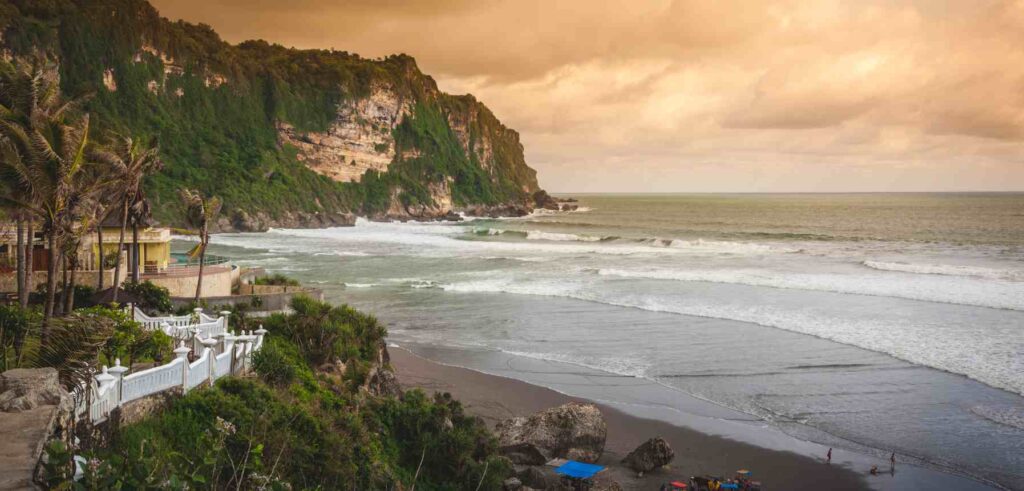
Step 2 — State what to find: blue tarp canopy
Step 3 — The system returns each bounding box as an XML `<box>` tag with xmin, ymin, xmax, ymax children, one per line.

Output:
<box><xmin>555</xmin><ymin>461</ymin><xmax>605</xmax><ymax>479</ymax></box>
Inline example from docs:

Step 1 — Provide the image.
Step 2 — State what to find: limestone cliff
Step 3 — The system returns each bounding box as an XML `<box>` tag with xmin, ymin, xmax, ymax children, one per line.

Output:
<box><xmin>0</xmin><ymin>0</ymin><xmax>544</xmax><ymax>230</ymax></box>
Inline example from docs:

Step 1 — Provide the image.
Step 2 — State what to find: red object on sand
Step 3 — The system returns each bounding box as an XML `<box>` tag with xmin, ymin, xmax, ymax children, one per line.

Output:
<box><xmin>670</xmin><ymin>481</ymin><xmax>688</xmax><ymax>490</ymax></box>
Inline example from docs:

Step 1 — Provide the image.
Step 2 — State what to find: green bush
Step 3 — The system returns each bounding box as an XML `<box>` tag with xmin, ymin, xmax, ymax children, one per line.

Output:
<box><xmin>79</xmin><ymin>306</ymin><xmax>172</xmax><ymax>367</ymax></box>
<box><xmin>0</xmin><ymin>304</ymin><xmax>33</xmax><ymax>370</ymax></box>
<box><xmin>261</xmin><ymin>295</ymin><xmax>386</xmax><ymax>367</ymax></box>
<box><xmin>251</xmin><ymin>337</ymin><xmax>305</xmax><ymax>386</ymax></box>
<box><xmin>253</xmin><ymin>273</ymin><xmax>300</xmax><ymax>286</ymax></box>
<box><xmin>122</xmin><ymin>280</ymin><xmax>172</xmax><ymax>314</ymax></box>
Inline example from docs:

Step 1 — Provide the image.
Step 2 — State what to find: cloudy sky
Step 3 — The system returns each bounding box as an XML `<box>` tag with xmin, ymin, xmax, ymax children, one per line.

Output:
<box><xmin>151</xmin><ymin>0</ymin><xmax>1024</xmax><ymax>192</ymax></box>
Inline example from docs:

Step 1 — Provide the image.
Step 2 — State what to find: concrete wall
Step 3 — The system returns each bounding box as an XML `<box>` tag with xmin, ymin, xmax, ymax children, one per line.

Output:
<box><xmin>143</xmin><ymin>265</ymin><xmax>236</xmax><ymax>298</ymax></box>
<box><xmin>0</xmin><ymin>269</ymin><xmax>126</xmax><ymax>294</ymax></box>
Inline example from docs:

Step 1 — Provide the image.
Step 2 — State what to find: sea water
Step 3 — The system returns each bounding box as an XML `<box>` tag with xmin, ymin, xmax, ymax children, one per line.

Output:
<box><xmin>202</xmin><ymin>193</ymin><xmax>1024</xmax><ymax>489</ymax></box>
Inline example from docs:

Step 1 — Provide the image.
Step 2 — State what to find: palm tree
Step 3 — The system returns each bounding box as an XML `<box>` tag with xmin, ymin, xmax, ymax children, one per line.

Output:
<box><xmin>0</xmin><ymin>60</ymin><xmax>97</xmax><ymax>337</ymax></box>
<box><xmin>91</xmin><ymin>135</ymin><xmax>162</xmax><ymax>300</ymax></box>
<box><xmin>179</xmin><ymin>189</ymin><xmax>222</xmax><ymax>304</ymax></box>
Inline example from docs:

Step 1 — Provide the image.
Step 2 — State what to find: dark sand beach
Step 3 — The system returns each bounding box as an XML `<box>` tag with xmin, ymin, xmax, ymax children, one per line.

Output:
<box><xmin>391</xmin><ymin>347</ymin><xmax>869</xmax><ymax>491</ymax></box>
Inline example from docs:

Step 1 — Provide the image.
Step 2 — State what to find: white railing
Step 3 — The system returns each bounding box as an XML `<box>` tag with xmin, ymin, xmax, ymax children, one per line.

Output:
<box><xmin>120</xmin><ymin>357</ymin><xmax>183</xmax><ymax>404</ymax></box>
<box><xmin>74</xmin><ymin>307</ymin><xmax>267</xmax><ymax>424</ymax></box>
<box><xmin>130</xmin><ymin>307</ymin><xmax>225</xmax><ymax>335</ymax></box>
<box><xmin>188</xmin><ymin>349</ymin><xmax>212</xmax><ymax>390</ymax></box>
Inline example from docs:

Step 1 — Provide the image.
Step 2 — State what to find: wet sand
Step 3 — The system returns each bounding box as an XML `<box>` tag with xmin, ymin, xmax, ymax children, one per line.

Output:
<box><xmin>391</xmin><ymin>347</ymin><xmax>869</xmax><ymax>491</ymax></box>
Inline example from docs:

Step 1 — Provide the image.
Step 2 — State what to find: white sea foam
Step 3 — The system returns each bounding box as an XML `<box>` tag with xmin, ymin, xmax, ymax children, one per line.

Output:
<box><xmin>596</xmin><ymin>267</ymin><xmax>1024</xmax><ymax>311</ymax></box>
<box><xmin>428</xmin><ymin>277</ymin><xmax>1024</xmax><ymax>396</ymax></box>
<box><xmin>525</xmin><ymin>230</ymin><xmax>602</xmax><ymax>242</ymax></box>
<box><xmin>343</xmin><ymin>283</ymin><xmax>378</xmax><ymax>288</ymax></box>
<box><xmin>497</xmin><ymin>348</ymin><xmax>651</xmax><ymax>379</ymax></box>
<box><xmin>863</xmin><ymin>260</ymin><xmax>1024</xmax><ymax>281</ymax></box>
<box><xmin>970</xmin><ymin>406</ymin><xmax>1024</xmax><ymax>430</ymax></box>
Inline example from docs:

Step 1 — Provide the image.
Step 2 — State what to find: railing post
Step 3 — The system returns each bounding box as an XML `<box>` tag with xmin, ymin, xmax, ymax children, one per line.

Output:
<box><xmin>94</xmin><ymin>367</ymin><xmax>116</xmax><ymax>422</ymax></box>
<box><xmin>255</xmin><ymin>325</ymin><xmax>267</xmax><ymax>351</ymax></box>
<box><xmin>107</xmin><ymin>358</ymin><xmax>129</xmax><ymax>405</ymax></box>
<box><xmin>214</xmin><ymin>331</ymin><xmax>228</xmax><ymax>356</ymax></box>
<box><xmin>174</xmin><ymin>342</ymin><xmax>191</xmax><ymax>393</ymax></box>
<box><xmin>200</xmin><ymin>337</ymin><xmax>218</xmax><ymax>386</ymax></box>
<box><xmin>228</xmin><ymin>331</ymin><xmax>238</xmax><ymax>375</ymax></box>
<box><xmin>219</xmin><ymin>310</ymin><xmax>231</xmax><ymax>333</ymax></box>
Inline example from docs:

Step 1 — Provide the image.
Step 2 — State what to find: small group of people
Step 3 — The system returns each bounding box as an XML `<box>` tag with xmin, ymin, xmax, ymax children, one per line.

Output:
<box><xmin>827</xmin><ymin>447</ymin><xmax>897</xmax><ymax>476</ymax></box>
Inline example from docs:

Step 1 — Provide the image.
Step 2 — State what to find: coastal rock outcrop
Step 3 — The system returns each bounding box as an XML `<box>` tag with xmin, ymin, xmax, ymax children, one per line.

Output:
<box><xmin>532</xmin><ymin>191</ymin><xmax>578</xmax><ymax>212</ymax></box>
<box><xmin>621</xmin><ymin>437</ymin><xmax>675</xmax><ymax>474</ymax></box>
<box><xmin>215</xmin><ymin>209</ymin><xmax>357</xmax><ymax>232</ymax></box>
<box><xmin>496</xmin><ymin>402</ymin><xmax>607</xmax><ymax>465</ymax></box>
<box><xmin>0</xmin><ymin>368</ymin><xmax>68</xmax><ymax>412</ymax></box>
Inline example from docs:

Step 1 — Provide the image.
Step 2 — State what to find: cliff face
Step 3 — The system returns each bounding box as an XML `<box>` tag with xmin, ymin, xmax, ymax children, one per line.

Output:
<box><xmin>0</xmin><ymin>0</ymin><xmax>543</xmax><ymax>230</ymax></box>
<box><xmin>276</xmin><ymin>83</ymin><xmax>408</xmax><ymax>184</ymax></box>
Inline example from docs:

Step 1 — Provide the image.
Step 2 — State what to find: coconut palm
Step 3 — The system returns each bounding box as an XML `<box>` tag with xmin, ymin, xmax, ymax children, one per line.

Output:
<box><xmin>0</xmin><ymin>60</ymin><xmax>97</xmax><ymax>337</ymax></box>
<box><xmin>91</xmin><ymin>135</ymin><xmax>162</xmax><ymax>300</ymax></box>
<box><xmin>179</xmin><ymin>189</ymin><xmax>222</xmax><ymax>304</ymax></box>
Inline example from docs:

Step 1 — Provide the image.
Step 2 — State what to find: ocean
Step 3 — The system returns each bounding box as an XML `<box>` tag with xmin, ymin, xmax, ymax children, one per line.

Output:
<box><xmin>201</xmin><ymin>193</ymin><xmax>1024</xmax><ymax>490</ymax></box>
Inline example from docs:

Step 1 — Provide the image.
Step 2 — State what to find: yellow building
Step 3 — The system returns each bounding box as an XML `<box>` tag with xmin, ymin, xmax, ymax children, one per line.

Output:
<box><xmin>91</xmin><ymin>226</ymin><xmax>172</xmax><ymax>274</ymax></box>
<box><xmin>1</xmin><ymin>221</ymin><xmax>236</xmax><ymax>299</ymax></box>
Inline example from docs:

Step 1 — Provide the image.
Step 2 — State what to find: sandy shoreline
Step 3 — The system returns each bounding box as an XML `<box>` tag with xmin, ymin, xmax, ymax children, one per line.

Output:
<box><xmin>391</xmin><ymin>346</ymin><xmax>869</xmax><ymax>491</ymax></box>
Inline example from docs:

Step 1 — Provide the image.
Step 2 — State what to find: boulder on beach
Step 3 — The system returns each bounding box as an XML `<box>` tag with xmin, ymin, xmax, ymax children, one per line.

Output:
<box><xmin>515</xmin><ymin>465</ymin><xmax>557</xmax><ymax>489</ymax></box>
<box><xmin>621</xmin><ymin>437</ymin><xmax>675</xmax><ymax>474</ymax></box>
<box><xmin>496</xmin><ymin>402</ymin><xmax>607</xmax><ymax>464</ymax></box>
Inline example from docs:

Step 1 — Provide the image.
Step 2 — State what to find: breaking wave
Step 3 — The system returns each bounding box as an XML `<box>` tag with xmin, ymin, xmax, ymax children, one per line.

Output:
<box><xmin>863</xmin><ymin>260</ymin><xmax>1024</xmax><ymax>281</ymax></box>
<box><xmin>595</xmin><ymin>268</ymin><xmax>1024</xmax><ymax>311</ymax></box>
<box><xmin>423</xmin><ymin>277</ymin><xmax>1024</xmax><ymax>396</ymax></box>
<box><xmin>970</xmin><ymin>406</ymin><xmax>1024</xmax><ymax>430</ymax></box>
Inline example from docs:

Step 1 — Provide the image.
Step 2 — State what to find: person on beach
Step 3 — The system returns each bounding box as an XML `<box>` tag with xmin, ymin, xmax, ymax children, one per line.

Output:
<box><xmin>827</xmin><ymin>448</ymin><xmax>832</xmax><ymax>464</ymax></box>
<box><xmin>870</xmin><ymin>465</ymin><xmax>878</xmax><ymax>475</ymax></box>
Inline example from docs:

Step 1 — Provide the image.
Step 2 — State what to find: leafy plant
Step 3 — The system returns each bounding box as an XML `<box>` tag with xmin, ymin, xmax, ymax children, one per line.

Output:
<box><xmin>253</xmin><ymin>273</ymin><xmax>299</xmax><ymax>286</ymax></box>
<box><xmin>122</xmin><ymin>280</ymin><xmax>172</xmax><ymax>314</ymax></box>
<box><xmin>0</xmin><ymin>304</ymin><xmax>34</xmax><ymax>370</ymax></box>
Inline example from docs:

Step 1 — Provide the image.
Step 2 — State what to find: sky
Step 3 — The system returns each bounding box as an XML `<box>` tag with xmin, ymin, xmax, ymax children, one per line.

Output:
<box><xmin>150</xmin><ymin>0</ymin><xmax>1024</xmax><ymax>193</ymax></box>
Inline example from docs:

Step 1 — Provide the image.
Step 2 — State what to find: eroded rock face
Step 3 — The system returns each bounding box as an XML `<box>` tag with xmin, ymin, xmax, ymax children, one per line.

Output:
<box><xmin>0</xmin><ymin>368</ymin><xmax>68</xmax><ymax>412</ymax></box>
<box><xmin>214</xmin><ymin>209</ymin><xmax>357</xmax><ymax>232</ymax></box>
<box><xmin>496</xmin><ymin>402</ymin><xmax>607</xmax><ymax>465</ymax></box>
<box><xmin>621</xmin><ymin>437</ymin><xmax>675</xmax><ymax>474</ymax></box>
<box><xmin>277</xmin><ymin>83</ymin><xmax>410</xmax><ymax>183</ymax></box>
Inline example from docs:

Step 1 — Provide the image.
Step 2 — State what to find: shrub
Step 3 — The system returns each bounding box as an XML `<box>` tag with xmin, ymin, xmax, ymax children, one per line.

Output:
<box><xmin>0</xmin><ymin>304</ymin><xmax>33</xmax><ymax>370</ymax></box>
<box><xmin>78</xmin><ymin>306</ymin><xmax>172</xmax><ymax>368</ymax></box>
<box><xmin>252</xmin><ymin>337</ymin><xmax>304</xmax><ymax>386</ymax></box>
<box><xmin>253</xmin><ymin>273</ymin><xmax>300</xmax><ymax>286</ymax></box>
<box><xmin>122</xmin><ymin>280</ymin><xmax>172</xmax><ymax>315</ymax></box>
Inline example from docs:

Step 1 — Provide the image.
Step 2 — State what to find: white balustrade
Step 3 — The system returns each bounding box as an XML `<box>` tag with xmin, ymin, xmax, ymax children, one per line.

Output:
<box><xmin>119</xmin><ymin>358</ymin><xmax>185</xmax><ymax>404</ymax></box>
<box><xmin>77</xmin><ymin>310</ymin><xmax>266</xmax><ymax>424</ymax></box>
<box><xmin>187</xmin><ymin>348</ymin><xmax>212</xmax><ymax>390</ymax></box>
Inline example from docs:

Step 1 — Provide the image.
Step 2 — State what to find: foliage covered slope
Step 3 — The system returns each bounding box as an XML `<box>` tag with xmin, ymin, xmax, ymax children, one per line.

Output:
<box><xmin>50</xmin><ymin>296</ymin><xmax>510</xmax><ymax>489</ymax></box>
<box><xmin>0</xmin><ymin>0</ymin><xmax>541</xmax><ymax>227</ymax></box>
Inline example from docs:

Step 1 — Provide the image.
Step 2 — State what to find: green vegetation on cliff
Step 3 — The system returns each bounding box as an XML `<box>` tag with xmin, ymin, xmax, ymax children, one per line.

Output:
<box><xmin>0</xmin><ymin>0</ymin><xmax>540</xmax><ymax>227</ymax></box>
<box><xmin>49</xmin><ymin>297</ymin><xmax>509</xmax><ymax>489</ymax></box>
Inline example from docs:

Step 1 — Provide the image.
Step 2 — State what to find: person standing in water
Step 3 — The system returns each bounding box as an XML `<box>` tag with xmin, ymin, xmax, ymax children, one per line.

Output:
<box><xmin>890</xmin><ymin>452</ymin><xmax>896</xmax><ymax>472</ymax></box>
<box><xmin>827</xmin><ymin>448</ymin><xmax>832</xmax><ymax>464</ymax></box>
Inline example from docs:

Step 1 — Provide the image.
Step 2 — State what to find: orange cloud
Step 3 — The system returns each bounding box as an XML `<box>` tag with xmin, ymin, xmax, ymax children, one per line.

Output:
<box><xmin>151</xmin><ymin>0</ymin><xmax>1024</xmax><ymax>191</ymax></box>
